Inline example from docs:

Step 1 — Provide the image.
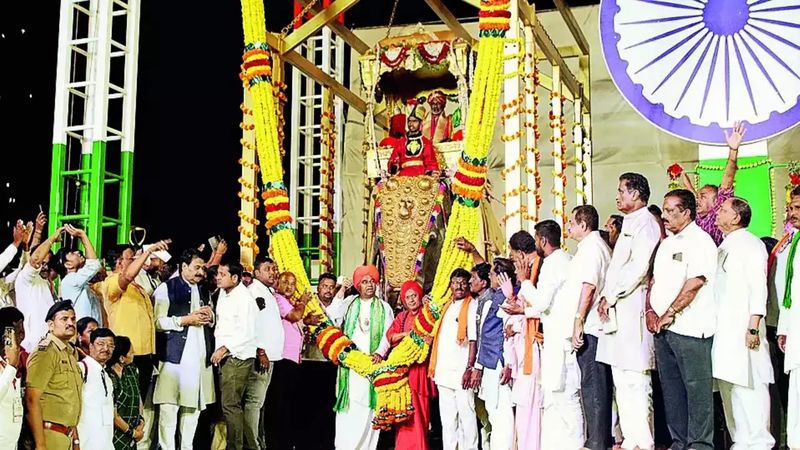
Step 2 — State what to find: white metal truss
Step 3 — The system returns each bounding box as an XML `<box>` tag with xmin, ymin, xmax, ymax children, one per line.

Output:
<box><xmin>50</xmin><ymin>0</ymin><xmax>141</xmax><ymax>248</ymax></box>
<box><xmin>289</xmin><ymin>27</ymin><xmax>345</xmax><ymax>246</ymax></box>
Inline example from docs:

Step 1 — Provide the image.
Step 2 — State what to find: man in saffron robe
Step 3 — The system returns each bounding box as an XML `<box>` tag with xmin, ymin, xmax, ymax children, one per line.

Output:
<box><xmin>324</xmin><ymin>265</ymin><xmax>394</xmax><ymax>450</ymax></box>
<box><xmin>422</xmin><ymin>90</ymin><xmax>452</xmax><ymax>144</ymax></box>
<box><xmin>388</xmin><ymin>103</ymin><xmax>440</xmax><ymax>178</ymax></box>
<box><xmin>386</xmin><ymin>280</ymin><xmax>436</xmax><ymax>450</ymax></box>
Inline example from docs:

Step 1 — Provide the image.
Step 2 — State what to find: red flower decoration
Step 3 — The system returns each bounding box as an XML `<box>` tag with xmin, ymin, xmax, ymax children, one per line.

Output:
<box><xmin>667</xmin><ymin>163</ymin><xmax>684</xmax><ymax>180</ymax></box>
<box><xmin>790</xmin><ymin>172</ymin><xmax>800</xmax><ymax>186</ymax></box>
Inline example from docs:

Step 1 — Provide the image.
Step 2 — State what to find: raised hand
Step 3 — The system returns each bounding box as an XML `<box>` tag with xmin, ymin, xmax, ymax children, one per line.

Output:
<box><xmin>498</xmin><ymin>272</ymin><xmax>514</xmax><ymax>299</ymax></box>
<box><xmin>454</xmin><ymin>236</ymin><xmax>476</xmax><ymax>253</ymax></box>
<box><xmin>724</xmin><ymin>121</ymin><xmax>746</xmax><ymax>151</ymax></box>
<box><xmin>12</xmin><ymin>220</ymin><xmax>25</xmax><ymax>247</ymax></box>
<box><xmin>34</xmin><ymin>212</ymin><xmax>47</xmax><ymax>231</ymax></box>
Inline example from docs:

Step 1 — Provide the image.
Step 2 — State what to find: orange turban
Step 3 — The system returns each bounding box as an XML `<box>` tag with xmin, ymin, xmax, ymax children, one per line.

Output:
<box><xmin>399</xmin><ymin>280</ymin><xmax>423</xmax><ymax>306</ymax></box>
<box><xmin>352</xmin><ymin>265</ymin><xmax>380</xmax><ymax>287</ymax></box>
<box><xmin>427</xmin><ymin>90</ymin><xmax>447</xmax><ymax>106</ymax></box>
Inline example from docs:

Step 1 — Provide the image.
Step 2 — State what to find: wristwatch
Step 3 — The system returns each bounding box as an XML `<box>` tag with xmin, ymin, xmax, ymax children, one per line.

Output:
<box><xmin>749</xmin><ymin>328</ymin><xmax>759</xmax><ymax>336</ymax></box>
<box><xmin>574</xmin><ymin>314</ymin><xmax>584</xmax><ymax>323</ymax></box>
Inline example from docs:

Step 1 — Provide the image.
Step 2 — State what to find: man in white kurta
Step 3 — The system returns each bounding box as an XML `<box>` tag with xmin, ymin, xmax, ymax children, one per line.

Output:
<box><xmin>514</xmin><ymin>220</ymin><xmax>579</xmax><ymax>449</ymax></box>
<box><xmin>778</xmin><ymin>186</ymin><xmax>800</xmax><ymax>449</ymax></box>
<box><xmin>153</xmin><ymin>250</ymin><xmax>215</xmax><ymax>450</ymax></box>
<box><xmin>431</xmin><ymin>268</ymin><xmax>479</xmax><ymax>450</ymax></box>
<box><xmin>77</xmin><ymin>329</ymin><xmax>116</xmax><ymax>450</ymax></box>
<box><xmin>597</xmin><ymin>173</ymin><xmax>661</xmax><ymax>450</ymax></box>
<box><xmin>325</xmin><ymin>265</ymin><xmax>394</xmax><ymax>450</ymax></box>
<box><xmin>713</xmin><ymin>198</ymin><xmax>775</xmax><ymax>449</ymax></box>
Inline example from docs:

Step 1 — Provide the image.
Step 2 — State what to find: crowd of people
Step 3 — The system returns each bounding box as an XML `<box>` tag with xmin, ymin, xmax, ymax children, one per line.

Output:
<box><xmin>1</xmin><ymin>125</ymin><xmax>800</xmax><ymax>450</ymax></box>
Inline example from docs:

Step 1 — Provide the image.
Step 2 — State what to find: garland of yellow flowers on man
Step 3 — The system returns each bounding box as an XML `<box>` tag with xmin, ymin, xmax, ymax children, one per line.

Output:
<box><xmin>240</xmin><ymin>0</ymin><xmax>511</xmax><ymax>428</ymax></box>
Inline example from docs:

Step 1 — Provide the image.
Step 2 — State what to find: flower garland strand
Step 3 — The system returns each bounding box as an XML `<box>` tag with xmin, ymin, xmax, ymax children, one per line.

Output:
<box><xmin>319</xmin><ymin>102</ymin><xmax>337</xmax><ymax>274</ymax></box>
<box><xmin>238</xmin><ymin>103</ymin><xmax>261</xmax><ymax>261</ymax></box>
<box><xmin>240</xmin><ymin>0</ymin><xmax>323</xmax><ymax>313</ymax></box>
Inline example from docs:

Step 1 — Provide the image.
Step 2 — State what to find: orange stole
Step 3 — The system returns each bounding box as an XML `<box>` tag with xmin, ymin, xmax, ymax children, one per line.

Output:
<box><xmin>523</xmin><ymin>255</ymin><xmax>544</xmax><ymax>375</ymax></box>
<box><xmin>428</xmin><ymin>295</ymin><xmax>473</xmax><ymax>378</ymax></box>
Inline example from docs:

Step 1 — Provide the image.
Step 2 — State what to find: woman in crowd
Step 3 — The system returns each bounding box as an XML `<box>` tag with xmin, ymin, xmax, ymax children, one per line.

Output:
<box><xmin>386</xmin><ymin>280</ymin><xmax>437</xmax><ymax>450</ymax></box>
<box><xmin>107</xmin><ymin>335</ymin><xmax>144</xmax><ymax>449</ymax></box>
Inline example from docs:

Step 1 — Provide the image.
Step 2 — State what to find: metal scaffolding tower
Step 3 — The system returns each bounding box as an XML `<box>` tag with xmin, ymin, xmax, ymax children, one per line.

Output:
<box><xmin>49</xmin><ymin>0</ymin><xmax>141</xmax><ymax>251</ymax></box>
<box><xmin>289</xmin><ymin>26</ymin><xmax>345</xmax><ymax>278</ymax></box>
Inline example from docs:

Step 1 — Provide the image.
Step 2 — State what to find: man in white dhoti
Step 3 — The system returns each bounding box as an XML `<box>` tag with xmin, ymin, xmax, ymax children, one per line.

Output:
<box><xmin>713</xmin><ymin>197</ymin><xmax>775</xmax><ymax>449</ymax></box>
<box><xmin>567</xmin><ymin>205</ymin><xmax>612</xmax><ymax>450</ymax></box>
<box><xmin>430</xmin><ymin>268</ymin><xmax>479</xmax><ymax>450</ymax></box>
<box><xmin>153</xmin><ymin>249</ymin><xmax>216</xmax><ymax>450</ymax></box>
<box><xmin>778</xmin><ymin>185</ymin><xmax>800</xmax><ymax>449</ymax></box>
<box><xmin>506</xmin><ymin>220</ymin><xmax>579</xmax><ymax>449</ymax></box>
<box><xmin>650</xmin><ymin>189</ymin><xmax>718</xmax><ymax>450</ymax></box>
<box><xmin>324</xmin><ymin>265</ymin><xmax>394</xmax><ymax>450</ymax></box>
<box><xmin>597</xmin><ymin>172</ymin><xmax>661</xmax><ymax>450</ymax></box>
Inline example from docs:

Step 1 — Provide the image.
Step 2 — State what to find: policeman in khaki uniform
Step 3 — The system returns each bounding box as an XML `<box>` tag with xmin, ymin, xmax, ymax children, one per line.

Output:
<box><xmin>25</xmin><ymin>300</ymin><xmax>83</xmax><ymax>449</ymax></box>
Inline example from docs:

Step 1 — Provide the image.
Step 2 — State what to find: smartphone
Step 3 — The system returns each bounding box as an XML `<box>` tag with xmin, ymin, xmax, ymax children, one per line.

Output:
<box><xmin>208</xmin><ymin>236</ymin><xmax>220</xmax><ymax>251</ymax></box>
<box><xmin>3</xmin><ymin>327</ymin><xmax>14</xmax><ymax>348</ymax></box>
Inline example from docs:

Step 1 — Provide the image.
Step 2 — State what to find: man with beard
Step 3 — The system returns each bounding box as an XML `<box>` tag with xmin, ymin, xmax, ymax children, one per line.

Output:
<box><xmin>430</xmin><ymin>268</ymin><xmax>479</xmax><ymax>450</ymax></box>
<box><xmin>153</xmin><ymin>248</ymin><xmax>216</xmax><ymax>450</ymax></box>
<box><xmin>422</xmin><ymin>90</ymin><xmax>452</xmax><ymax>144</ymax></box>
<box><xmin>778</xmin><ymin>185</ymin><xmax>800</xmax><ymax>449</ymax></box>
<box><xmin>597</xmin><ymin>172</ymin><xmax>661</xmax><ymax>450</ymax></box>
<box><xmin>506</xmin><ymin>220</ymin><xmax>578</xmax><ymax>449</ymax></box>
<box><xmin>77</xmin><ymin>327</ymin><xmax>117</xmax><ymax>450</ymax></box>
<box><xmin>25</xmin><ymin>300</ymin><xmax>84</xmax><ymax>450</ymax></box>
<box><xmin>325</xmin><ymin>265</ymin><xmax>394</xmax><ymax>450</ymax></box>
<box><xmin>296</xmin><ymin>272</ymin><xmax>341</xmax><ymax>450</ymax></box>
<box><xmin>387</xmin><ymin>102</ymin><xmax>440</xmax><ymax>178</ymax></box>
<box><xmin>650</xmin><ymin>189</ymin><xmax>718</xmax><ymax>450</ymax></box>
<box><xmin>16</xmin><ymin>226</ymin><xmax>63</xmax><ymax>352</ymax></box>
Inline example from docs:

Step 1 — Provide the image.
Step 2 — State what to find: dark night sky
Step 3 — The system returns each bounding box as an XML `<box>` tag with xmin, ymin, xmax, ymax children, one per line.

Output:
<box><xmin>0</xmin><ymin>0</ymin><xmax>594</xmax><ymax>255</ymax></box>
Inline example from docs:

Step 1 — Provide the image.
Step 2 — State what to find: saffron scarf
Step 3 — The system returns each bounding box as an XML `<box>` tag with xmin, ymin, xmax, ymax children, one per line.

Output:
<box><xmin>334</xmin><ymin>297</ymin><xmax>386</xmax><ymax>412</ymax></box>
<box><xmin>784</xmin><ymin>231</ymin><xmax>800</xmax><ymax>309</ymax></box>
<box><xmin>523</xmin><ymin>255</ymin><xmax>544</xmax><ymax>375</ymax></box>
<box><xmin>428</xmin><ymin>295</ymin><xmax>473</xmax><ymax>378</ymax></box>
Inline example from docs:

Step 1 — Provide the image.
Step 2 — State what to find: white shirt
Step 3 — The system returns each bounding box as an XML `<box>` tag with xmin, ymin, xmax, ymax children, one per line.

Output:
<box><xmin>651</xmin><ymin>222</ymin><xmax>718</xmax><ymax>338</ymax></box>
<box><xmin>15</xmin><ymin>263</ymin><xmax>55</xmax><ymax>352</ymax></box>
<box><xmin>519</xmin><ymin>249</ymin><xmax>572</xmax><ymax>391</ymax></box>
<box><xmin>0</xmin><ymin>358</ymin><xmax>22</xmax><ymax>449</ymax></box>
<box><xmin>712</xmin><ymin>228</ymin><xmax>774</xmax><ymax>387</ymax></box>
<box><xmin>77</xmin><ymin>357</ymin><xmax>114</xmax><ymax>450</ymax></box>
<box><xmin>561</xmin><ymin>232</ymin><xmax>610</xmax><ymax>337</ymax></box>
<box><xmin>60</xmin><ymin>259</ymin><xmax>103</xmax><ymax>325</ymax></box>
<box><xmin>215</xmin><ymin>283</ymin><xmax>258</xmax><ymax>360</ymax></box>
<box><xmin>596</xmin><ymin>205</ymin><xmax>661</xmax><ymax>371</ymax></box>
<box><xmin>0</xmin><ymin>251</ymin><xmax>27</xmax><ymax>308</ymax></box>
<box><xmin>778</xmin><ymin>227</ymin><xmax>800</xmax><ymax>372</ymax></box>
<box><xmin>0</xmin><ymin>244</ymin><xmax>18</xmax><ymax>274</ymax></box>
<box><xmin>248</xmin><ymin>280</ymin><xmax>285</xmax><ymax>361</ymax></box>
<box><xmin>153</xmin><ymin>279</ymin><xmax>216</xmax><ymax>409</ymax></box>
<box><xmin>519</xmin><ymin>249</ymin><xmax>572</xmax><ymax>324</ymax></box>
<box><xmin>433</xmin><ymin>297</ymin><xmax>478</xmax><ymax>390</ymax></box>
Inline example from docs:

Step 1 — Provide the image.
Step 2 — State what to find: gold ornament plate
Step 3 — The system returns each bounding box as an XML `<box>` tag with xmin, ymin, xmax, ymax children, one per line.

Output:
<box><xmin>376</xmin><ymin>175</ymin><xmax>440</xmax><ymax>287</ymax></box>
